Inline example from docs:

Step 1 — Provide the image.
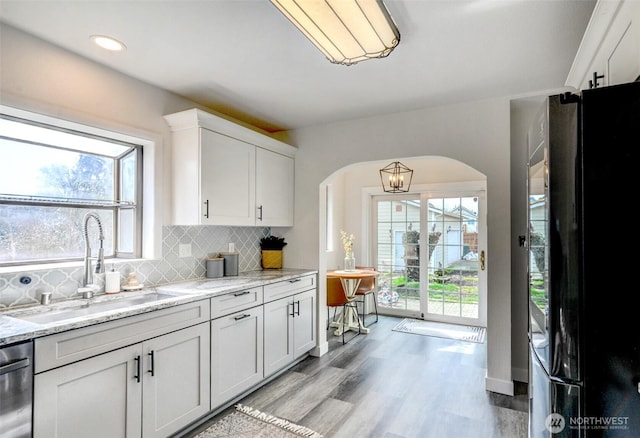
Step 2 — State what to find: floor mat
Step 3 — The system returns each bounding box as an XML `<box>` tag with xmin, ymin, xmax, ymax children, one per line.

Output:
<box><xmin>192</xmin><ymin>404</ymin><xmax>323</xmax><ymax>438</ymax></box>
<box><xmin>392</xmin><ymin>318</ymin><xmax>486</xmax><ymax>343</ymax></box>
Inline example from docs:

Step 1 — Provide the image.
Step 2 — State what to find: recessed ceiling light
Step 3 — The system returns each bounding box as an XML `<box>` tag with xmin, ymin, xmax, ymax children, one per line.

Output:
<box><xmin>90</xmin><ymin>35</ymin><xmax>126</xmax><ymax>52</ymax></box>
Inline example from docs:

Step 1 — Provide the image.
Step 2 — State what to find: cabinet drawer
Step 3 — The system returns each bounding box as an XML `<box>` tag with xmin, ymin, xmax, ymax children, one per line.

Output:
<box><xmin>263</xmin><ymin>275</ymin><xmax>316</xmax><ymax>303</ymax></box>
<box><xmin>210</xmin><ymin>287</ymin><xmax>263</xmax><ymax>319</ymax></box>
<box><xmin>34</xmin><ymin>300</ymin><xmax>210</xmax><ymax>373</ymax></box>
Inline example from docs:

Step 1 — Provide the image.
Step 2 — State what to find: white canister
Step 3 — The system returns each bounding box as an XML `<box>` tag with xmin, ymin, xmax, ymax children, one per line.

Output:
<box><xmin>105</xmin><ymin>267</ymin><xmax>121</xmax><ymax>294</ymax></box>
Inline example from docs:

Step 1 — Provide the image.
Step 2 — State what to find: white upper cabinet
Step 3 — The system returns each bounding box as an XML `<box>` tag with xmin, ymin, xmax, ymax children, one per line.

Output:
<box><xmin>256</xmin><ymin>147</ymin><xmax>294</xmax><ymax>226</ymax></box>
<box><xmin>164</xmin><ymin>109</ymin><xmax>296</xmax><ymax>226</ymax></box>
<box><xmin>566</xmin><ymin>0</ymin><xmax>640</xmax><ymax>91</ymax></box>
<box><xmin>201</xmin><ymin>129</ymin><xmax>256</xmax><ymax>225</ymax></box>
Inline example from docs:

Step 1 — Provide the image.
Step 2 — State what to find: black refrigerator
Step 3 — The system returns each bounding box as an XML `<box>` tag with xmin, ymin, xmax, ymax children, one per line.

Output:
<box><xmin>527</xmin><ymin>80</ymin><xmax>640</xmax><ymax>437</ymax></box>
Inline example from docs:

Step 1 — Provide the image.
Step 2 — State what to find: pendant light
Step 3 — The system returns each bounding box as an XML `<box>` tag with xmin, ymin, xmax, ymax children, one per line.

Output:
<box><xmin>380</xmin><ymin>161</ymin><xmax>413</xmax><ymax>193</ymax></box>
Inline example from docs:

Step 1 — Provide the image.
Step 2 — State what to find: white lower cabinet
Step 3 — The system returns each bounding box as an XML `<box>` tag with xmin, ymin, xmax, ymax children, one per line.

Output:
<box><xmin>31</xmin><ymin>276</ymin><xmax>318</xmax><ymax>437</ymax></box>
<box><xmin>142</xmin><ymin>323</ymin><xmax>211</xmax><ymax>438</ymax></box>
<box><xmin>264</xmin><ymin>289</ymin><xmax>316</xmax><ymax>377</ymax></box>
<box><xmin>33</xmin><ymin>322</ymin><xmax>211</xmax><ymax>438</ymax></box>
<box><xmin>34</xmin><ymin>343</ymin><xmax>142</xmax><ymax>438</ymax></box>
<box><xmin>210</xmin><ymin>306</ymin><xmax>264</xmax><ymax>408</ymax></box>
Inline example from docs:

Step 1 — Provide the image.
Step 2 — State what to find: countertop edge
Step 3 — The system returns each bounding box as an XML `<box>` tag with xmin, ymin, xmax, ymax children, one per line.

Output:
<box><xmin>0</xmin><ymin>269</ymin><xmax>318</xmax><ymax>346</ymax></box>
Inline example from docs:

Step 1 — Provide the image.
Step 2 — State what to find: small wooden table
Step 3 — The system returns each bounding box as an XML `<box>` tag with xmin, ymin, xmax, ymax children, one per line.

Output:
<box><xmin>327</xmin><ymin>269</ymin><xmax>380</xmax><ymax>336</ymax></box>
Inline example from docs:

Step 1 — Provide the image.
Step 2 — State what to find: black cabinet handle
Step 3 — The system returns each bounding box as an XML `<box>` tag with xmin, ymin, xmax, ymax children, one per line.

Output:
<box><xmin>289</xmin><ymin>302</ymin><xmax>295</xmax><ymax>317</ymax></box>
<box><xmin>134</xmin><ymin>355</ymin><xmax>141</xmax><ymax>383</ymax></box>
<box><xmin>234</xmin><ymin>314</ymin><xmax>251</xmax><ymax>321</ymax></box>
<box><xmin>289</xmin><ymin>278</ymin><xmax>301</xmax><ymax>283</ymax></box>
<box><xmin>295</xmin><ymin>300</ymin><xmax>301</xmax><ymax>316</ymax></box>
<box><xmin>258</xmin><ymin>205</ymin><xmax>263</xmax><ymax>221</ymax></box>
<box><xmin>234</xmin><ymin>291</ymin><xmax>251</xmax><ymax>297</ymax></box>
<box><xmin>148</xmin><ymin>350</ymin><xmax>155</xmax><ymax>377</ymax></box>
<box><xmin>204</xmin><ymin>200</ymin><xmax>210</xmax><ymax>218</ymax></box>
<box><xmin>589</xmin><ymin>71</ymin><xmax>604</xmax><ymax>89</ymax></box>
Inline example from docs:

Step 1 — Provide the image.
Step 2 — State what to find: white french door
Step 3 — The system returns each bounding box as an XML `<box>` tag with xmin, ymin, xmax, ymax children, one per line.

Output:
<box><xmin>373</xmin><ymin>190</ymin><xmax>486</xmax><ymax>326</ymax></box>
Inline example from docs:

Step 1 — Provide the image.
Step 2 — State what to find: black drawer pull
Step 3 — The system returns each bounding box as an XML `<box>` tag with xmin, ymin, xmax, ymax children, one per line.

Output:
<box><xmin>234</xmin><ymin>314</ymin><xmax>251</xmax><ymax>321</ymax></box>
<box><xmin>233</xmin><ymin>291</ymin><xmax>251</xmax><ymax>297</ymax></box>
<box><xmin>288</xmin><ymin>278</ymin><xmax>302</xmax><ymax>283</ymax></box>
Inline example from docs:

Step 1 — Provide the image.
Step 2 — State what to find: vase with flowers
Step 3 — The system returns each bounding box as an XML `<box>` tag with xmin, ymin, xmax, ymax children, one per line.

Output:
<box><xmin>340</xmin><ymin>230</ymin><xmax>356</xmax><ymax>271</ymax></box>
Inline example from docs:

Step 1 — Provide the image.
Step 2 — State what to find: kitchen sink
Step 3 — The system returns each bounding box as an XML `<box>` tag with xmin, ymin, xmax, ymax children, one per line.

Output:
<box><xmin>10</xmin><ymin>292</ymin><xmax>180</xmax><ymax>325</ymax></box>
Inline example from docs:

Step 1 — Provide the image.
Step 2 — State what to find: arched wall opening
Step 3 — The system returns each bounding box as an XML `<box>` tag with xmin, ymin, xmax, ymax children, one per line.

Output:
<box><xmin>316</xmin><ymin>155</ymin><xmax>487</xmax><ymax>353</ymax></box>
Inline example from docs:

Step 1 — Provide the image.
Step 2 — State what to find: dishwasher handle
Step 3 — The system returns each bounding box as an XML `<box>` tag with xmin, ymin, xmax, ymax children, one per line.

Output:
<box><xmin>0</xmin><ymin>357</ymin><xmax>30</xmax><ymax>376</ymax></box>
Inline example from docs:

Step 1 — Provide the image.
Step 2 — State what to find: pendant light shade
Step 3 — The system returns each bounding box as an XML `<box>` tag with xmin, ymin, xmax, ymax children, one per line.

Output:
<box><xmin>270</xmin><ymin>0</ymin><xmax>400</xmax><ymax>66</ymax></box>
<box><xmin>380</xmin><ymin>161</ymin><xmax>413</xmax><ymax>193</ymax></box>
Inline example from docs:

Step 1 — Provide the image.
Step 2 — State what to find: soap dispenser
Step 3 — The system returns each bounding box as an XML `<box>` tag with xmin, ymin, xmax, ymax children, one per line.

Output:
<box><xmin>105</xmin><ymin>265</ymin><xmax>121</xmax><ymax>294</ymax></box>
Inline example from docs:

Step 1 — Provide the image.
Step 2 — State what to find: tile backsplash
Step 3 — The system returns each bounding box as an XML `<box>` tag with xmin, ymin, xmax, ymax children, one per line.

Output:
<box><xmin>0</xmin><ymin>226</ymin><xmax>270</xmax><ymax>309</ymax></box>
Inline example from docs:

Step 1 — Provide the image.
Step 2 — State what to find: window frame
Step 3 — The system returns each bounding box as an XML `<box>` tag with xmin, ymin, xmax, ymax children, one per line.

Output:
<box><xmin>0</xmin><ymin>108</ymin><xmax>144</xmax><ymax>267</ymax></box>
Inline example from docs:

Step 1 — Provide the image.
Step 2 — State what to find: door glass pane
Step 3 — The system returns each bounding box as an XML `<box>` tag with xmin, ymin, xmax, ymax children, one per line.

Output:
<box><xmin>426</xmin><ymin>196</ymin><xmax>479</xmax><ymax>319</ymax></box>
<box><xmin>375</xmin><ymin>198</ymin><xmax>421</xmax><ymax>313</ymax></box>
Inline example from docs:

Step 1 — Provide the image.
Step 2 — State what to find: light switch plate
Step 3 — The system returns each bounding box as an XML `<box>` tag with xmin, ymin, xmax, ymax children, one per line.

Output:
<box><xmin>179</xmin><ymin>243</ymin><xmax>191</xmax><ymax>258</ymax></box>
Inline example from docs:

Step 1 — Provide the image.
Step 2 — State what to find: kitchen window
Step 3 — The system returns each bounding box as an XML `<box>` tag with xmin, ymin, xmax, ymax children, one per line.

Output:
<box><xmin>0</xmin><ymin>113</ymin><xmax>142</xmax><ymax>265</ymax></box>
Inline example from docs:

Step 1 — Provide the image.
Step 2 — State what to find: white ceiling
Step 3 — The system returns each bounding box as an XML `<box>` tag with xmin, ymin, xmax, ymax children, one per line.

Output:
<box><xmin>0</xmin><ymin>0</ymin><xmax>596</xmax><ymax>132</ymax></box>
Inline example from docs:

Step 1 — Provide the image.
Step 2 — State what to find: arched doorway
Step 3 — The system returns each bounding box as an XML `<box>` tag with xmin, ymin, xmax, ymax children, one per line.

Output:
<box><xmin>319</xmin><ymin>156</ymin><xmax>487</xmax><ymax>329</ymax></box>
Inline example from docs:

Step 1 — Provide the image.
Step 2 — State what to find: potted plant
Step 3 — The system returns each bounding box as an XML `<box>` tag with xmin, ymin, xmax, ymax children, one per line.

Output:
<box><xmin>259</xmin><ymin>235</ymin><xmax>287</xmax><ymax>269</ymax></box>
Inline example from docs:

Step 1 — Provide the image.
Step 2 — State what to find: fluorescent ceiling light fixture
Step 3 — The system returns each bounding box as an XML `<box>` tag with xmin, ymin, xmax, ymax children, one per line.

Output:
<box><xmin>91</xmin><ymin>35</ymin><xmax>126</xmax><ymax>52</ymax></box>
<box><xmin>270</xmin><ymin>0</ymin><xmax>400</xmax><ymax>65</ymax></box>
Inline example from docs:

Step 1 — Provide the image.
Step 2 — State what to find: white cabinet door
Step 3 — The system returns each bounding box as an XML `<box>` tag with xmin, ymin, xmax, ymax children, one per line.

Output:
<box><xmin>34</xmin><ymin>344</ymin><xmax>143</xmax><ymax>438</ymax></box>
<box><xmin>293</xmin><ymin>289</ymin><xmax>316</xmax><ymax>359</ymax></box>
<box><xmin>264</xmin><ymin>289</ymin><xmax>316</xmax><ymax>376</ymax></box>
<box><xmin>606</xmin><ymin>1</ymin><xmax>640</xmax><ymax>86</ymax></box>
<box><xmin>263</xmin><ymin>296</ymin><xmax>294</xmax><ymax>377</ymax></box>
<box><xmin>142</xmin><ymin>323</ymin><xmax>211</xmax><ymax>438</ymax></box>
<box><xmin>256</xmin><ymin>147</ymin><xmax>294</xmax><ymax>227</ymax></box>
<box><xmin>211</xmin><ymin>306</ymin><xmax>264</xmax><ymax>408</ymax></box>
<box><xmin>201</xmin><ymin>128</ymin><xmax>256</xmax><ymax>225</ymax></box>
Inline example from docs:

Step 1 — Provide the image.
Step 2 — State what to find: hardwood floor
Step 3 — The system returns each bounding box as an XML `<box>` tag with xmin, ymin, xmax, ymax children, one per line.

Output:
<box><xmin>185</xmin><ymin>315</ymin><xmax>528</xmax><ymax>438</ymax></box>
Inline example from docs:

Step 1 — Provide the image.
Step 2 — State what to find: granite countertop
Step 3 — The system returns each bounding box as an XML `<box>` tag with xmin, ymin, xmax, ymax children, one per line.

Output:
<box><xmin>0</xmin><ymin>268</ymin><xmax>317</xmax><ymax>346</ymax></box>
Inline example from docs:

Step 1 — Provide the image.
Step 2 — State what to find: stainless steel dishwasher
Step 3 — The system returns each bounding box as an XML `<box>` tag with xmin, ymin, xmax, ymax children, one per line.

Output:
<box><xmin>0</xmin><ymin>340</ymin><xmax>33</xmax><ymax>438</ymax></box>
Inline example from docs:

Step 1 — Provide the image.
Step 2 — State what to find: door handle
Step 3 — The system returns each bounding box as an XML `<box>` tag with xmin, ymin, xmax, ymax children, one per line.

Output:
<box><xmin>204</xmin><ymin>200</ymin><xmax>210</xmax><ymax>218</ymax></box>
<box><xmin>480</xmin><ymin>250</ymin><xmax>486</xmax><ymax>271</ymax></box>
<box><xmin>257</xmin><ymin>205</ymin><xmax>263</xmax><ymax>221</ymax></box>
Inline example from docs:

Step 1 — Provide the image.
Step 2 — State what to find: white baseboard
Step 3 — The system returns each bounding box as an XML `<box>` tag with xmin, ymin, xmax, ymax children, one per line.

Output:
<box><xmin>310</xmin><ymin>341</ymin><xmax>328</xmax><ymax>357</ymax></box>
<box><xmin>485</xmin><ymin>375</ymin><xmax>515</xmax><ymax>396</ymax></box>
